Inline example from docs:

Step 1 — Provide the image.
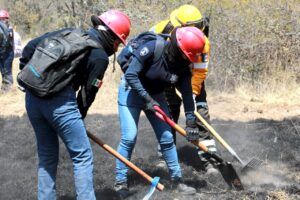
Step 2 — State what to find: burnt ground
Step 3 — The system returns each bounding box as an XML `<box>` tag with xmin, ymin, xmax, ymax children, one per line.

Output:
<box><xmin>0</xmin><ymin>113</ymin><xmax>299</xmax><ymax>200</ymax></box>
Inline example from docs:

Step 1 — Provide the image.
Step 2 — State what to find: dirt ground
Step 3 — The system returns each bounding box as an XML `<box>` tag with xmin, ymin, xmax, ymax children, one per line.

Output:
<box><xmin>0</xmin><ymin>60</ymin><xmax>299</xmax><ymax>200</ymax></box>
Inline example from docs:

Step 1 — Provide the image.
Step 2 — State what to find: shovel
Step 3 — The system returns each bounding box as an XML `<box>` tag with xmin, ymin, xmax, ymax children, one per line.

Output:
<box><xmin>174</xmin><ymin>89</ymin><xmax>262</xmax><ymax>173</ymax></box>
<box><xmin>86</xmin><ymin>130</ymin><xmax>164</xmax><ymax>191</ymax></box>
<box><xmin>153</xmin><ymin>105</ymin><xmax>244</xmax><ymax>190</ymax></box>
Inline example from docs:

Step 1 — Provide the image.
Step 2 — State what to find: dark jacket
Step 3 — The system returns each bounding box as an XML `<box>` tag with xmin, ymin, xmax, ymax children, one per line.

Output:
<box><xmin>19</xmin><ymin>28</ymin><xmax>109</xmax><ymax>118</ymax></box>
<box><xmin>125</xmin><ymin>40</ymin><xmax>195</xmax><ymax>113</ymax></box>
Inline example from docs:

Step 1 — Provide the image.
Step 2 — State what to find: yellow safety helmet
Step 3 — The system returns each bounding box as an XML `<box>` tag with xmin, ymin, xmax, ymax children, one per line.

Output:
<box><xmin>170</xmin><ymin>5</ymin><xmax>207</xmax><ymax>31</ymax></box>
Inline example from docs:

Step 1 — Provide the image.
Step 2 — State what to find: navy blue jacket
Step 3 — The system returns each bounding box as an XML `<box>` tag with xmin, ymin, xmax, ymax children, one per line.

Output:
<box><xmin>125</xmin><ymin>40</ymin><xmax>195</xmax><ymax>113</ymax></box>
<box><xmin>19</xmin><ymin>28</ymin><xmax>109</xmax><ymax>118</ymax></box>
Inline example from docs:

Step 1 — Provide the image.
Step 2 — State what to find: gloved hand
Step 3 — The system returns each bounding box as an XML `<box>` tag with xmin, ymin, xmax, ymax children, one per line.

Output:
<box><xmin>196</xmin><ymin>104</ymin><xmax>211</xmax><ymax>139</ymax></box>
<box><xmin>169</xmin><ymin>74</ymin><xmax>178</xmax><ymax>84</ymax></box>
<box><xmin>143</xmin><ymin>94</ymin><xmax>160</xmax><ymax>114</ymax></box>
<box><xmin>185</xmin><ymin>112</ymin><xmax>200</xmax><ymax>141</ymax></box>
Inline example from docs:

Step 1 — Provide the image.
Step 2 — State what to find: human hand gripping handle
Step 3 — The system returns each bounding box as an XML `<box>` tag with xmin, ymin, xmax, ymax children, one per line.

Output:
<box><xmin>143</xmin><ymin>95</ymin><xmax>160</xmax><ymax>113</ymax></box>
<box><xmin>185</xmin><ymin>112</ymin><xmax>200</xmax><ymax>142</ymax></box>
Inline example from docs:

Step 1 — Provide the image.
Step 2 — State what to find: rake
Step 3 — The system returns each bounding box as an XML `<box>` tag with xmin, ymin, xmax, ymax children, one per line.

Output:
<box><xmin>174</xmin><ymin>89</ymin><xmax>263</xmax><ymax>173</ymax></box>
<box><xmin>154</xmin><ymin>105</ymin><xmax>244</xmax><ymax>190</ymax></box>
<box><xmin>194</xmin><ymin>111</ymin><xmax>263</xmax><ymax>173</ymax></box>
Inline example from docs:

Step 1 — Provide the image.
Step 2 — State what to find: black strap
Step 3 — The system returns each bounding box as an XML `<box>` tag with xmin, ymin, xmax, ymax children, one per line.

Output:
<box><xmin>153</xmin><ymin>36</ymin><xmax>166</xmax><ymax>63</ymax></box>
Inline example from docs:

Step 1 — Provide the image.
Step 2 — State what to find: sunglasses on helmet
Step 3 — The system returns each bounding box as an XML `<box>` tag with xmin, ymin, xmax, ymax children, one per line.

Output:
<box><xmin>176</xmin><ymin>16</ymin><xmax>209</xmax><ymax>31</ymax></box>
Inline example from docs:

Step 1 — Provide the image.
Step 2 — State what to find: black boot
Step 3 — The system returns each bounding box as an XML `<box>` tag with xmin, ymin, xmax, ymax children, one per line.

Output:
<box><xmin>199</xmin><ymin>154</ymin><xmax>219</xmax><ymax>175</ymax></box>
<box><xmin>156</xmin><ymin>156</ymin><xmax>167</xmax><ymax>169</ymax></box>
<box><xmin>198</xmin><ymin>144</ymin><xmax>219</xmax><ymax>175</ymax></box>
<box><xmin>171</xmin><ymin>178</ymin><xmax>196</xmax><ymax>195</ymax></box>
<box><xmin>114</xmin><ymin>182</ymin><xmax>131</xmax><ymax>199</ymax></box>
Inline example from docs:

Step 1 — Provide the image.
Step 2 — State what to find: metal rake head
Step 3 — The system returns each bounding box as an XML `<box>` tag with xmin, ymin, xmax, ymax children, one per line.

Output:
<box><xmin>241</xmin><ymin>157</ymin><xmax>264</xmax><ymax>174</ymax></box>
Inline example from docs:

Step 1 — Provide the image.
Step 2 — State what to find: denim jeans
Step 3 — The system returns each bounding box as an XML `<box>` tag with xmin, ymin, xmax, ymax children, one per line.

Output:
<box><xmin>25</xmin><ymin>87</ymin><xmax>96</xmax><ymax>200</ymax></box>
<box><xmin>0</xmin><ymin>50</ymin><xmax>14</xmax><ymax>85</ymax></box>
<box><xmin>115</xmin><ymin>77</ymin><xmax>182</xmax><ymax>183</ymax></box>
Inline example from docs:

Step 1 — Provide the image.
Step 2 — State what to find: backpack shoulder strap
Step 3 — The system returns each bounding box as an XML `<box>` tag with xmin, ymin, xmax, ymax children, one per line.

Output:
<box><xmin>153</xmin><ymin>34</ymin><xmax>168</xmax><ymax>63</ymax></box>
<box><xmin>71</xmin><ymin>28</ymin><xmax>102</xmax><ymax>49</ymax></box>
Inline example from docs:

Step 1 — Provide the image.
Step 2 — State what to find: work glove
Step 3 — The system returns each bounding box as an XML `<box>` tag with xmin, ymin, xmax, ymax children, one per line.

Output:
<box><xmin>185</xmin><ymin>112</ymin><xmax>200</xmax><ymax>141</ymax></box>
<box><xmin>143</xmin><ymin>94</ymin><xmax>160</xmax><ymax>114</ymax></box>
<box><xmin>169</xmin><ymin>74</ymin><xmax>178</xmax><ymax>84</ymax></box>
<box><xmin>195</xmin><ymin>104</ymin><xmax>211</xmax><ymax>139</ymax></box>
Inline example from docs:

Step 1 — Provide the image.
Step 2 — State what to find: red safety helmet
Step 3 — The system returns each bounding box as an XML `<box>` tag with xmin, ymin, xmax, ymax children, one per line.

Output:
<box><xmin>0</xmin><ymin>9</ymin><xmax>9</xmax><ymax>19</ymax></box>
<box><xmin>176</xmin><ymin>27</ymin><xmax>205</xmax><ymax>62</ymax></box>
<box><xmin>98</xmin><ymin>10</ymin><xmax>131</xmax><ymax>44</ymax></box>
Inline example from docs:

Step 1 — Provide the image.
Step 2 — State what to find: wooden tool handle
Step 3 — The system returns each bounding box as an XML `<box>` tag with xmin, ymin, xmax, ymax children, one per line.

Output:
<box><xmin>87</xmin><ymin>130</ymin><xmax>164</xmax><ymax>191</ymax></box>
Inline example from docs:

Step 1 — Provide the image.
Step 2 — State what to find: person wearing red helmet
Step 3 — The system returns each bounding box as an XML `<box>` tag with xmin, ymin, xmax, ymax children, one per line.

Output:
<box><xmin>19</xmin><ymin>10</ymin><xmax>131</xmax><ymax>200</ymax></box>
<box><xmin>0</xmin><ymin>9</ymin><xmax>9</xmax><ymax>19</ymax></box>
<box><xmin>115</xmin><ymin>27</ymin><xmax>204</xmax><ymax>197</ymax></box>
<box><xmin>176</xmin><ymin>27</ymin><xmax>205</xmax><ymax>62</ymax></box>
<box><xmin>151</xmin><ymin>5</ymin><xmax>218</xmax><ymax>175</ymax></box>
<box><xmin>0</xmin><ymin>9</ymin><xmax>14</xmax><ymax>93</ymax></box>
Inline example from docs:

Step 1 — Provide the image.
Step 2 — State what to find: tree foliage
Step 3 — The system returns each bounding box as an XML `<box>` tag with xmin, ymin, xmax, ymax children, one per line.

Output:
<box><xmin>2</xmin><ymin>0</ymin><xmax>299</xmax><ymax>92</ymax></box>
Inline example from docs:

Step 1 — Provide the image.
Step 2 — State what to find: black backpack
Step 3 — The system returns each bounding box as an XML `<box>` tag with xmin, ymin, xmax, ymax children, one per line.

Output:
<box><xmin>117</xmin><ymin>31</ymin><xmax>167</xmax><ymax>73</ymax></box>
<box><xmin>0</xmin><ymin>21</ymin><xmax>10</xmax><ymax>55</ymax></box>
<box><xmin>17</xmin><ymin>28</ymin><xmax>101</xmax><ymax>98</ymax></box>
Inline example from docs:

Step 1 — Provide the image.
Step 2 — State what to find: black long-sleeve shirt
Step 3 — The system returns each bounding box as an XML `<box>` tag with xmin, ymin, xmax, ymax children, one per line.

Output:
<box><xmin>19</xmin><ymin>28</ymin><xmax>109</xmax><ymax>118</ymax></box>
<box><xmin>124</xmin><ymin>40</ymin><xmax>195</xmax><ymax>113</ymax></box>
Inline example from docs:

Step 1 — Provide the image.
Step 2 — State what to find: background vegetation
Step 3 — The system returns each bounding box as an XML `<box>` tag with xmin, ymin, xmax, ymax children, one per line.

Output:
<box><xmin>1</xmin><ymin>0</ymin><xmax>299</xmax><ymax>94</ymax></box>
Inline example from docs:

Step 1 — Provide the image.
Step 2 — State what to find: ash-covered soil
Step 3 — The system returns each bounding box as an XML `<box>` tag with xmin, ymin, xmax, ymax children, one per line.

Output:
<box><xmin>0</xmin><ymin>113</ymin><xmax>299</xmax><ymax>200</ymax></box>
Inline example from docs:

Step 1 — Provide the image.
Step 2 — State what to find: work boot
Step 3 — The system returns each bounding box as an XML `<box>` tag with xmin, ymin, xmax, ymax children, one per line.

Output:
<box><xmin>114</xmin><ymin>182</ymin><xmax>130</xmax><ymax>199</ymax></box>
<box><xmin>198</xmin><ymin>139</ymin><xmax>219</xmax><ymax>175</ymax></box>
<box><xmin>171</xmin><ymin>179</ymin><xmax>196</xmax><ymax>195</ymax></box>
<box><xmin>156</xmin><ymin>157</ymin><xmax>167</xmax><ymax>169</ymax></box>
<box><xmin>198</xmin><ymin>154</ymin><xmax>219</xmax><ymax>175</ymax></box>
<box><xmin>205</xmin><ymin>163</ymin><xmax>219</xmax><ymax>175</ymax></box>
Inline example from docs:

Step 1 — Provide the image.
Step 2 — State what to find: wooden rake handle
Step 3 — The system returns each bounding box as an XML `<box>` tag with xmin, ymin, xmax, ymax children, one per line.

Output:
<box><xmin>194</xmin><ymin>111</ymin><xmax>232</xmax><ymax>150</ymax></box>
<box><xmin>174</xmin><ymin>89</ymin><xmax>245</xmax><ymax>165</ymax></box>
<box><xmin>86</xmin><ymin>130</ymin><xmax>164</xmax><ymax>191</ymax></box>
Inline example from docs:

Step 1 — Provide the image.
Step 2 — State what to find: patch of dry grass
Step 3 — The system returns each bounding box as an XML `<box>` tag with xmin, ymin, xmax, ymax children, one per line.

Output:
<box><xmin>1</xmin><ymin>57</ymin><xmax>299</xmax><ymax>122</ymax></box>
<box><xmin>235</xmin><ymin>70</ymin><xmax>300</xmax><ymax>105</ymax></box>
<box><xmin>267</xmin><ymin>190</ymin><xmax>291</xmax><ymax>200</ymax></box>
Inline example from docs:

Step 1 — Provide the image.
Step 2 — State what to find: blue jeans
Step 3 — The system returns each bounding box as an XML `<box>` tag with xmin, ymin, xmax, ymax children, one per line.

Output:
<box><xmin>0</xmin><ymin>50</ymin><xmax>14</xmax><ymax>85</ymax></box>
<box><xmin>115</xmin><ymin>77</ymin><xmax>182</xmax><ymax>183</ymax></box>
<box><xmin>25</xmin><ymin>87</ymin><xmax>96</xmax><ymax>200</ymax></box>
